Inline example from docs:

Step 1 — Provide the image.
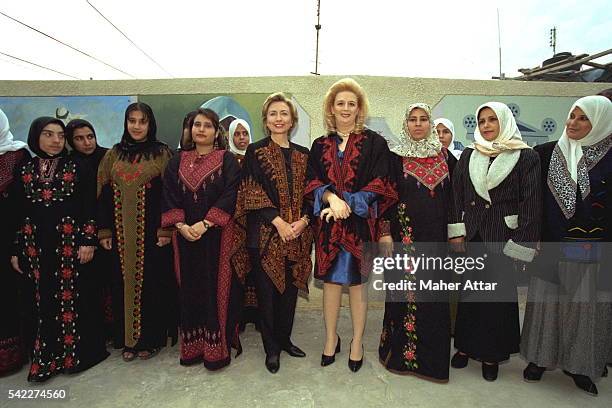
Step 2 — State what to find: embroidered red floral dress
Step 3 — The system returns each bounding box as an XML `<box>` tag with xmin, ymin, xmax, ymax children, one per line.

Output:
<box><xmin>13</xmin><ymin>156</ymin><xmax>109</xmax><ymax>382</ymax></box>
<box><xmin>378</xmin><ymin>150</ymin><xmax>457</xmax><ymax>382</ymax></box>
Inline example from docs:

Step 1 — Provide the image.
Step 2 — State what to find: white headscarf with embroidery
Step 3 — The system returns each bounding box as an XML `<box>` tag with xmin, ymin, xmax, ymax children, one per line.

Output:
<box><xmin>549</xmin><ymin>95</ymin><xmax>612</xmax><ymax>218</ymax></box>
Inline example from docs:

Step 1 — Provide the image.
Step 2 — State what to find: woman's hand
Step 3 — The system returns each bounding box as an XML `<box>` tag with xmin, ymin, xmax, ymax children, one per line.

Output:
<box><xmin>449</xmin><ymin>236</ymin><xmax>466</xmax><ymax>253</ymax></box>
<box><xmin>178</xmin><ymin>224</ymin><xmax>200</xmax><ymax>242</ymax></box>
<box><xmin>191</xmin><ymin>221</ymin><xmax>208</xmax><ymax>237</ymax></box>
<box><xmin>99</xmin><ymin>238</ymin><xmax>112</xmax><ymax>250</ymax></box>
<box><xmin>157</xmin><ymin>236</ymin><xmax>172</xmax><ymax>247</ymax></box>
<box><xmin>290</xmin><ymin>219</ymin><xmax>308</xmax><ymax>237</ymax></box>
<box><xmin>272</xmin><ymin>217</ymin><xmax>297</xmax><ymax>242</ymax></box>
<box><xmin>378</xmin><ymin>235</ymin><xmax>394</xmax><ymax>258</ymax></box>
<box><xmin>77</xmin><ymin>246</ymin><xmax>95</xmax><ymax>264</ymax></box>
<box><xmin>328</xmin><ymin>194</ymin><xmax>351</xmax><ymax>220</ymax></box>
<box><xmin>10</xmin><ymin>256</ymin><xmax>23</xmax><ymax>274</ymax></box>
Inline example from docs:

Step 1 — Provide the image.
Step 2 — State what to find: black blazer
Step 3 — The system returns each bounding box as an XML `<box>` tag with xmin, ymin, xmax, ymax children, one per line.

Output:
<box><xmin>450</xmin><ymin>148</ymin><xmax>542</xmax><ymax>260</ymax></box>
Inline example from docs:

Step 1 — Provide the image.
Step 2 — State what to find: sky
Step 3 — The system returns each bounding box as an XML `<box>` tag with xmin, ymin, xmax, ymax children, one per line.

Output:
<box><xmin>0</xmin><ymin>0</ymin><xmax>610</xmax><ymax>81</ymax></box>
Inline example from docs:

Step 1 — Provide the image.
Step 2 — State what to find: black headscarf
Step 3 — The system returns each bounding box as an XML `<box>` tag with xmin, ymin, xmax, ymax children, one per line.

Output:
<box><xmin>115</xmin><ymin>102</ymin><xmax>168</xmax><ymax>162</ymax></box>
<box><xmin>27</xmin><ymin>116</ymin><xmax>68</xmax><ymax>159</ymax></box>
<box><xmin>66</xmin><ymin>118</ymin><xmax>108</xmax><ymax>170</ymax></box>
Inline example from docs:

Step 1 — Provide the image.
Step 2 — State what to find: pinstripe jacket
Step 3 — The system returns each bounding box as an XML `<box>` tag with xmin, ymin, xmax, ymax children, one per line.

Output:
<box><xmin>448</xmin><ymin>147</ymin><xmax>542</xmax><ymax>262</ymax></box>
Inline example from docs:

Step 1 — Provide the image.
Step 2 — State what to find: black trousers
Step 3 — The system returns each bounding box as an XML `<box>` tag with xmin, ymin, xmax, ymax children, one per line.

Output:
<box><xmin>249</xmin><ymin>249</ymin><xmax>297</xmax><ymax>357</ymax></box>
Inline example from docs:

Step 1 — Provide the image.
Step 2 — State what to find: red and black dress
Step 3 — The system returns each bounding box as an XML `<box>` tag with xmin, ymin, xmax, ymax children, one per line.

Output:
<box><xmin>304</xmin><ymin>129</ymin><xmax>397</xmax><ymax>284</ymax></box>
<box><xmin>0</xmin><ymin>147</ymin><xmax>29</xmax><ymax>376</ymax></box>
<box><xmin>162</xmin><ymin>149</ymin><xmax>242</xmax><ymax>369</ymax></box>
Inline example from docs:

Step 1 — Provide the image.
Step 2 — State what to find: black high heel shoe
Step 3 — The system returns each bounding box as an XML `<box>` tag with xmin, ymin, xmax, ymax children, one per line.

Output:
<box><xmin>348</xmin><ymin>340</ymin><xmax>363</xmax><ymax>372</ymax></box>
<box><xmin>321</xmin><ymin>335</ymin><xmax>341</xmax><ymax>366</ymax></box>
<box><xmin>563</xmin><ymin>370</ymin><xmax>598</xmax><ymax>396</ymax></box>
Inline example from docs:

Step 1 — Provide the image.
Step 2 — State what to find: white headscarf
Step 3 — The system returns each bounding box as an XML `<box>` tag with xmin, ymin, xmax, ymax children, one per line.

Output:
<box><xmin>549</xmin><ymin>95</ymin><xmax>612</xmax><ymax>219</ymax></box>
<box><xmin>228</xmin><ymin>118</ymin><xmax>252</xmax><ymax>156</ymax></box>
<box><xmin>468</xmin><ymin>102</ymin><xmax>531</xmax><ymax>203</ymax></box>
<box><xmin>390</xmin><ymin>103</ymin><xmax>442</xmax><ymax>158</ymax></box>
<box><xmin>558</xmin><ymin>95</ymin><xmax>612</xmax><ymax>183</ymax></box>
<box><xmin>433</xmin><ymin>118</ymin><xmax>462</xmax><ymax>159</ymax></box>
<box><xmin>0</xmin><ymin>108</ymin><xmax>27</xmax><ymax>155</ymax></box>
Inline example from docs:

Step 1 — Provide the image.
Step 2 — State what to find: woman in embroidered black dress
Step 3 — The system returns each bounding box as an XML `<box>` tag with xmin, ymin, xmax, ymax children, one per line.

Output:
<box><xmin>97</xmin><ymin>103</ymin><xmax>176</xmax><ymax>362</ymax></box>
<box><xmin>11</xmin><ymin>117</ymin><xmax>109</xmax><ymax>382</ymax></box>
<box><xmin>378</xmin><ymin>103</ymin><xmax>456</xmax><ymax>382</ymax></box>
<box><xmin>521</xmin><ymin>95</ymin><xmax>612</xmax><ymax>396</ymax></box>
<box><xmin>305</xmin><ymin>78</ymin><xmax>397</xmax><ymax>372</ymax></box>
<box><xmin>0</xmin><ymin>108</ymin><xmax>30</xmax><ymax>376</ymax></box>
<box><xmin>449</xmin><ymin>102</ymin><xmax>541</xmax><ymax>382</ymax></box>
<box><xmin>162</xmin><ymin>108</ymin><xmax>241</xmax><ymax>369</ymax></box>
<box><xmin>65</xmin><ymin>119</ymin><xmax>115</xmax><ymax>344</ymax></box>
<box><xmin>232</xmin><ymin>93</ymin><xmax>313</xmax><ymax>373</ymax></box>
<box><xmin>227</xmin><ymin>118</ymin><xmax>259</xmax><ymax>330</ymax></box>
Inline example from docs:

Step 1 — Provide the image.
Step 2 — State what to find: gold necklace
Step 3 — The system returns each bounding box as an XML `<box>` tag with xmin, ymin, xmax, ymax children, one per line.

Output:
<box><xmin>336</xmin><ymin>129</ymin><xmax>354</xmax><ymax>139</ymax></box>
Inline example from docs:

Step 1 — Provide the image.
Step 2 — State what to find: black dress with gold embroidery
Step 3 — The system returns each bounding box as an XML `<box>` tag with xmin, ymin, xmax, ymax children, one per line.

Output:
<box><xmin>231</xmin><ymin>137</ymin><xmax>313</xmax><ymax>357</ymax></box>
<box><xmin>13</xmin><ymin>156</ymin><xmax>109</xmax><ymax>382</ymax></box>
<box><xmin>378</xmin><ymin>150</ymin><xmax>456</xmax><ymax>382</ymax></box>
<box><xmin>162</xmin><ymin>149</ymin><xmax>241</xmax><ymax>369</ymax></box>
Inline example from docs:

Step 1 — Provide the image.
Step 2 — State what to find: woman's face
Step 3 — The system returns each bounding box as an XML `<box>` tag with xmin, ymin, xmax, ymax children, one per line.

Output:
<box><xmin>565</xmin><ymin>106</ymin><xmax>592</xmax><ymax>140</ymax></box>
<box><xmin>39</xmin><ymin>123</ymin><xmax>65</xmax><ymax>156</ymax></box>
<box><xmin>436</xmin><ymin>123</ymin><xmax>453</xmax><ymax>148</ymax></box>
<box><xmin>72</xmin><ymin>126</ymin><xmax>97</xmax><ymax>155</ymax></box>
<box><xmin>266</xmin><ymin>101</ymin><xmax>293</xmax><ymax>136</ymax></box>
<box><xmin>191</xmin><ymin>114</ymin><xmax>216</xmax><ymax>148</ymax></box>
<box><xmin>478</xmin><ymin>107</ymin><xmax>500</xmax><ymax>141</ymax></box>
<box><xmin>232</xmin><ymin>124</ymin><xmax>250</xmax><ymax>150</ymax></box>
<box><xmin>331</xmin><ymin>91</ymin><xmax>359</xmax><ymax>130</ymax></box>
<box><xmin>127</xmin><ymin>110</ymin><xmax>149</xmax><ymax>142</ymax></box>
<box><xmin>406</xmin><ymin>108</ymin><xmax>430</xmax><ymax>141</ymax></box>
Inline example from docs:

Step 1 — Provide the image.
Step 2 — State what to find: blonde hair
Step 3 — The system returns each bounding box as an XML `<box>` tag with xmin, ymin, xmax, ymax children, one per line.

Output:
<box><xmin>261</xmin><ymin>92</ymin><xmax>298</xmax><ymax>137</ymax></box>
<box><xmin>323</xmin><ymin>78</ymin><xmax>369</xmax><ymax>134</ymax></box>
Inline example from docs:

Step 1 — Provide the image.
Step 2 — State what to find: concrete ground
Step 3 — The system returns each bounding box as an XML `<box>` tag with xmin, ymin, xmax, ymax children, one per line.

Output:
<box><xmin>1</xmin><ymin>305</ymin><xmax>611</xmax><ymax>408</ymax></box>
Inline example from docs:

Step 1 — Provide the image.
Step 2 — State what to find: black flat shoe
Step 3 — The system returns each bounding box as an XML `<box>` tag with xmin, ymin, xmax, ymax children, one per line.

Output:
<box><xmin>451</xmin><ymin>351</ymin><xmax>468</xmax><ymax>369</ymax></box>
<box><xmin>348</xmin><ymin>340</ymin><xmax>363</xmax><ymax>373</ymax></box>
<box><xmin>321</xmin><ymin>335</ymin><xmax>341</xmax><ymax>367</ymax></box>
<box><xmin>563</xmin><ymin>370</ymin><xmax>598</xmax><ymax>396</ymax></box>
<box><xmin>523</xmin><ymin>362</ymin><xmax>546</xmax><ymax>382</ymax></box>
<box><xmin>482</xmin><ymin>362</ymin><xmax>499</xmax><ymax>381</ymax></box>
<box><xmin>282</xmin><ymin>343</ymin><xmax>306</xmax><ymax>358</ymax></box>
<box><xmin>265</xmin><ymin>354</ymin><xmax>280</xmax><ymax>374</ymax></box>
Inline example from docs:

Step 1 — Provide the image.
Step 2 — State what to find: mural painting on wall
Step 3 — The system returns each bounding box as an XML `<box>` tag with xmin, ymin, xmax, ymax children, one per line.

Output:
<box><xmin>432</xmin><ymin>95</ymin><xmax>579</xmax><ymax>147</ymax></box>
<box><xmin>0</xmin><ymin>93</ymin><xmax>312</xmax><ymax>150</ymax></box>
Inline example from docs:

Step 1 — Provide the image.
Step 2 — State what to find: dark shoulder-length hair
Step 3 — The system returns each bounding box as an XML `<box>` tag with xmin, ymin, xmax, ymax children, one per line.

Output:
<box><xmin>182</xmin><ymin>108</ymin><xmax>226</xmax><ymax>151</ymax></box>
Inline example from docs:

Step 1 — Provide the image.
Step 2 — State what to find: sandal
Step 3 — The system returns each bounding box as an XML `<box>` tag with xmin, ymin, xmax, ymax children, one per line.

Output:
<box><xmin>137</xmin><ymin>347</ymin><xmax>161</xmax><ymax>360</ymax></box>
<box><xmin>122</xmin><ymin>348</ymin><xmax>137</xmax><ymax>362</ymax></box>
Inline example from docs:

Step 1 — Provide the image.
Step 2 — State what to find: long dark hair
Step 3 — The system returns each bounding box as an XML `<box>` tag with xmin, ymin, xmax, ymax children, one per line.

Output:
<box><xmin>115</xmin><ymin>102</ymin><xmax>168</xmax><ymax>161</ymax></box>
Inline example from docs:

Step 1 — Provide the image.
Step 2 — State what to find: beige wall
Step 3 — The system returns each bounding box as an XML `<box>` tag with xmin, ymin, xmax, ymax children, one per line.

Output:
<box><xmin>2</xmin><ymin>75</ymin><xmax>609</xmax><ymax>309</ymax></box>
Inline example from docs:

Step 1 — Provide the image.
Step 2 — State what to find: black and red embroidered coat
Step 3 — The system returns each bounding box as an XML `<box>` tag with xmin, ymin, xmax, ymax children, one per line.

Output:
<box><xmin>305</xmin><ymin>129</ymin><xmax>398</xmax><ymax>279</ymax></box>
<box><xmin>231</xmin><ymin>137</ymin><xmax>314</xmax><ymax>294</ymax></box>
<box><xmin>13</xmin><ymin>156</ymin><xmax>104</xmax><ymax>382</ymax></box>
